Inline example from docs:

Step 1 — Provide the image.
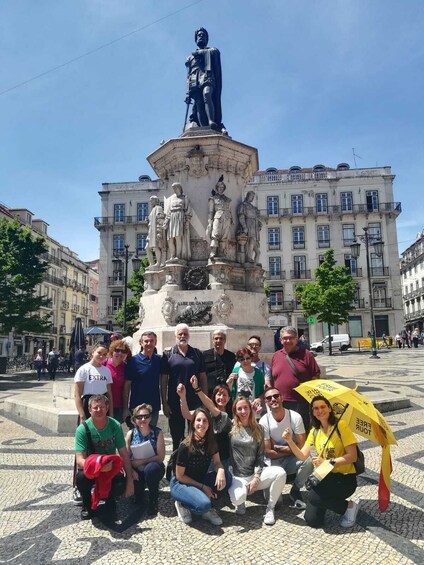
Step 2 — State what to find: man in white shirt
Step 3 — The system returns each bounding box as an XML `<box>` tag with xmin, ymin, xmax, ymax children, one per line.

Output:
<box><xmin>260</xmin><ymin>387</ymin><xmax>313</xmax><ymax>509</ymax></box>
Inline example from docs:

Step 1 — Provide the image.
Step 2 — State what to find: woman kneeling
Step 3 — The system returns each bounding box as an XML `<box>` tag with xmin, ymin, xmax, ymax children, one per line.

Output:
<box><xmin>170</xmin><ymin>407</ymin><xmax>232</xmax><ymax>525</ymax></box>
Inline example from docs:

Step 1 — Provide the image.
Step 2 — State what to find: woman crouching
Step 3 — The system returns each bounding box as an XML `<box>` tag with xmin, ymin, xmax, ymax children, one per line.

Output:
<box><xmin>283</xmin><ymin>395</ymin><xmax>359</xmax><ymax>528</ymax></box>
<box><xmin>170</xmin><ymin>407</ymin><xmax>232</xmax><ymax>526</ymax></box>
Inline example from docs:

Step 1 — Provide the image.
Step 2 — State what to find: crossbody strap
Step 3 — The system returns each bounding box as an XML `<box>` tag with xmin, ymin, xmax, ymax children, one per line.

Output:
<box><xmin>285</xmin><ymin>353</ymin><xmax>303</xmax><ymax>382</ymax></box>
<box><xmin>82</xmin><ymin>421</ymin><xmax>96</xmax><ymax>455</ymax></box>
<box><xmin>313</xmin><ymin>424</ymin><xmax>338</xmax><ymax>458</ymax></box>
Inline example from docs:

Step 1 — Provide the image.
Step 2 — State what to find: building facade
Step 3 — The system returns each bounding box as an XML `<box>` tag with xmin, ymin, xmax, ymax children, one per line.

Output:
<box><xmin>94</xmin><ymin>176</ymin><xmax>164</xmax><ymax>327</ymax></box>
<box><xmin>249</xmin><ymin>163</ymin><xmax>403</xmax><ymax>343</ymax></box>
<box><xmin>400</xmin><ymin>229</ymin><xmax>424</xmax><ymax>333</ymax></box>
<box><xmin>0</xmin><ymin>204</ymin><xmax>96</xmax><ymax>359</ymax></box>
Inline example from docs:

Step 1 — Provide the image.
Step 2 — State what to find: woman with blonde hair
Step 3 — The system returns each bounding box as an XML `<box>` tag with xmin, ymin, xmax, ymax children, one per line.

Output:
<box><xmin>228</xmin><ymin>396</ymin><xmax>286</xmax><ymax>526</ymax></box>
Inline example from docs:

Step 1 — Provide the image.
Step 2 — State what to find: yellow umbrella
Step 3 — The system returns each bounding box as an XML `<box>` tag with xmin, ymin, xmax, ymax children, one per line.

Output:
<box><xmin>294</xmin><ymin>379</ymin><xmax>397</xmax><ymax>446</ymax></box>
<box><xmin>294</xmin><ymin>378</ymin><xmax>397</xmax><ymax>511</ymax></box>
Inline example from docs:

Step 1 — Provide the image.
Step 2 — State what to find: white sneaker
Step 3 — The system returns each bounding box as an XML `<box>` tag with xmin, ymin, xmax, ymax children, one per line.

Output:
<box><xmin>235</xmin><ymin>503</ymin><xmax>246</xmax><ymax>515</ymax></box>
<box><xmin>202</xmin><ymin>508</ymin><xmax>223</xmax><ymax>526</ymax></box>
<box><xmin>263</xmin><ymin>507</ymin><xmax>275</xmax><ymax>526</ymax></box>
<box><xmin>340</xmin><ymin>500</ymin><xmax>359</xmax><ymax>528</ymax></box>
<box><xmin>175</xmin><ymin>501</ymin><xmax>192</xmax><ymax>524</ymax></box>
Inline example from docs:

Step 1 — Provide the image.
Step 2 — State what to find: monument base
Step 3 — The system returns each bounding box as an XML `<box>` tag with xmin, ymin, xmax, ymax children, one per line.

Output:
<box><xmin>135</xmin><ymin>289</ymin><xmax>274</xmax><ymax>353</ymax></box>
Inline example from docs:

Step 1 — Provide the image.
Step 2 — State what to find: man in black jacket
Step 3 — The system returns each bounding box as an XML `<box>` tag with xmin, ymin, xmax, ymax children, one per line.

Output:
<box><xmin>203</xmin><ymin>330</ymin><xmax>236</xmax><ymax>397</ymax></box>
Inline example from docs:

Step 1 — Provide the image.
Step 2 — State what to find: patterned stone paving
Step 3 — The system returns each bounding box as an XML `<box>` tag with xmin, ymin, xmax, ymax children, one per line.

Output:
<box><xmin>0</xmin><ymin>348</ymin><xmax>423</xmax><ymax>564</ymax></box>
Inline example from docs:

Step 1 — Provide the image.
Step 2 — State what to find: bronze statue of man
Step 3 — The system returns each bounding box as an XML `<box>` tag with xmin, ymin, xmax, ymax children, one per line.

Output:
<box><xmin>185</xmin><ymin>28</ymin><xmax>224</xmax><ymax>131</ymax></box>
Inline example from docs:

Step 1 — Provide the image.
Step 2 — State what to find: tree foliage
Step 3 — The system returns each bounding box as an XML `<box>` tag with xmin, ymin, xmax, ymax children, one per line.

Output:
<box><xmin>115</xmin><ymin>257</ymin><xmax>149</xmax><ymax>335</ymax></box>
<box><xmin>0</xmin><ymin>219</ymin><xmax>52</xmax><ymax>333</ymax></box>
<box><xmin>295</xmin><ymin>249</ymin><xmax>356</xmax><ymax>355</ymax></box>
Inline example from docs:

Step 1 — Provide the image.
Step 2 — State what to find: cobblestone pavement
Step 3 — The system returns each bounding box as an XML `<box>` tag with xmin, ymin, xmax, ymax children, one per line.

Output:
<box><xmin>0</xmin><ymin>348</ymin><xmax>423</xmax><ymax>565</ymax></box>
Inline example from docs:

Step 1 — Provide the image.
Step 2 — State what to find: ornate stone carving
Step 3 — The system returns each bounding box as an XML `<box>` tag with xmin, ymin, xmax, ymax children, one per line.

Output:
<box><xmin>162</xmin><ymin>297</ymin><xmax>176</xmax><ymax>324</ymax></box>
<box><xmin>236</xmin><ymin>191</ymin><xmax>261</xmax><ymax>264</ymax></box>
<box><xmin>164</xmin><ymin>182</ymin><xmax>192</xmax><ymax>262</ymax></box>
<box><xmin>213</xmin><ymin>293</ymin><xmax>233</xmax><ymax>321</ymax></box>
<box><xmin>191</xmin><ymin>238</ymin><xmax>209</xmax><ymax>261</ymax></box>
<box><xmin>175</xmin><ymin>299</ymin><xmax>212</xmax><ymax>326</ymax></box>
<box><xmin>186</xmin><ymin>145</ymin><xmax>208</xmax><ymax>178</ymax></box>
<box><xmin>206</xmin><ymin>176</ymin><xmax>233</xmax><ymax>260</ymax></box>
<box><xmin>146</xmin><ymin>195</ymin><xmax>165</xmax><ymax>267</ymax></box>
<box><xmin>184</xmin><ymin>267</ymin><xmax>208</xmax><ymax>290</ymax></box>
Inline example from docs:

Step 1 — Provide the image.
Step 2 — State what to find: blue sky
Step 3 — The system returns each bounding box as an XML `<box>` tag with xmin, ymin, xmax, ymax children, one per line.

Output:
<box><xmin>1</xmin><ymin>0</ymin><xmax>423</xmax><ymax>261</ymax></box>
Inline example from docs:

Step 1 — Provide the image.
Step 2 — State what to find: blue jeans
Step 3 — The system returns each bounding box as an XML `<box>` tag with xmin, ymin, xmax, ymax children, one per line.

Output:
<box><xmin>170</xmin><ymin>470</ymin><xmax>232</xmax><ymax>515</ymax></box>
<box><xmin>135</xmin><ymin>461</ymin><xmax>165</xmax><ymax>500</ymax></box>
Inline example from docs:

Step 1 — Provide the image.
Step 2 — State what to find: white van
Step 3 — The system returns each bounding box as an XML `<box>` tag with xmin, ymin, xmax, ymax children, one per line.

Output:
<box><xmin>310</xmin><ymin>334</ymin><xmax>351</xmax><ymax>353</ymax></box>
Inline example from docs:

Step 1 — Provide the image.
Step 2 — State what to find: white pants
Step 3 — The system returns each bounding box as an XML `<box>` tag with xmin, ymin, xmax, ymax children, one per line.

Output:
<box><xmin>229</xmin><ymin>466</ymin><xmax>286</xmax><ymax>509</ymax></box>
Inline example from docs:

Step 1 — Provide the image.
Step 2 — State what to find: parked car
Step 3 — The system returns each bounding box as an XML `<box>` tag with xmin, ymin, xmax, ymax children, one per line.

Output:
<box><xmin>310</xmin><ymin>334</ymin><xmax>351</xmax><ymax>353</ymax></box>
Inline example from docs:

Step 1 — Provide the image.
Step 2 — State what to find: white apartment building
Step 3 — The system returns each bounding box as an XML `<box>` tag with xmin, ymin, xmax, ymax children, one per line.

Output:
<box><xmin>249</xmin><ymin>163</ymin><xmax>403</xmax><ymax>344</ymax></box>
<box><xmin>94</xmin><ymin>176</ymin><xmax>165</xmax><ymax>326</ymax></box>
<box><xmin>400</xmin><ymin>229</ymin><xmax>424</xmax><ymax>333</ymax></box>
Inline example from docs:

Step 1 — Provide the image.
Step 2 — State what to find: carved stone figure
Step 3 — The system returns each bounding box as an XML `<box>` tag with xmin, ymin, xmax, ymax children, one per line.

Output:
<box><xmin>237</xmin><ymin>191</ymin><xmax>261</xmax><ymax>264</ymax></box>
<box><xmin>146</xmin><ymin>195</ymin><xmax>165</xmax><ymax>267</ymax></box>
<box><xmin>206</xmin><ymin>177</ymin><xmax>233</xmax><ymax>260</ymax></box>
<box><xmin>185</xmin><ymin>28</ymin><xmax>224</xmax><ymax>131</ymax></box>
<box><xmin>163</xmin><ymin>182</ymin><xmax>192</xmax><ymax>262</ymax></box>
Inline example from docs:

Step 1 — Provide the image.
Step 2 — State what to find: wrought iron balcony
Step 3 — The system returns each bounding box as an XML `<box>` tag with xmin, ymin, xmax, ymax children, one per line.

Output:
<box><xmin>290</xmin><ymin>269</ymin><xmax>311</xmax><ymax>280</ymax></box>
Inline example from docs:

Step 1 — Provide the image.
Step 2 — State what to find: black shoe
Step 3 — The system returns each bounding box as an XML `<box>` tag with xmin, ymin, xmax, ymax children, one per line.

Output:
<box><xmin>81</xmin><ymin>507</ymin><xmax>93</xmax><ymax>520</ymax></box>
<box><xmin>147</xmin><ymin>499</ymin><xmax>158</xmax><ymax>517</ymax></box>
<box><xmin>289</xmin><ymin>486</ymin><xmax>307</xmax><ymax>510</ymax></box>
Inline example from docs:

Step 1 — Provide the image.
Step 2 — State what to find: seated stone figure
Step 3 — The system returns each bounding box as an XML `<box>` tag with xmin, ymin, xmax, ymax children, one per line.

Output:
<box><xmin>75</xmin><ymin>394</ymin><xmax>134</xmax><ymax>521</ymax></box>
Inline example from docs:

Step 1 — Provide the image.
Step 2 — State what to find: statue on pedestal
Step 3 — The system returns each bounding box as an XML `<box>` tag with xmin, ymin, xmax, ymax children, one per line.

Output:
<box><xmin>164</xmin><ymin>182</ymin><xmax>192</xmax><ymax>262</ymax></box>
<box><xmin>206</xmin><ymin>176</ymin><xmax>233</xmax><ymax>260</ymax></box>
<box><xmin>237</xmin><ymin>191</ymin><xmax>261</xmax><ymax>264</ymax></box>
<box><xmin>185</xmin><ymin>28</ymin><xmax>224</xmax><ymax>131</ymax></box>
<box><xmin>146</xmin><ymin>195</ymin><xmax>165</xmax><ymax>267</ymax></box>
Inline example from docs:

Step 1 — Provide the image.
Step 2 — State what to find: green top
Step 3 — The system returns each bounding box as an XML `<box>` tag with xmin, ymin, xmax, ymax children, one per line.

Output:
<box><xmin>230</xmin><ymin>365</ymin><xmax>265</xmax><ymax>401</ymax></box>
<box><xmin>75</xmin><ymin>417</ymin><xmax>125</xmax><ymax>455</ymax></box>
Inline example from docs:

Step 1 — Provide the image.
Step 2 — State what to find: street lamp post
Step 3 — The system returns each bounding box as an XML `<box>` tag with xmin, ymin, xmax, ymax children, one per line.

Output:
<box><xmin>112</xmin><ymin>245</ymin><xmax>141</xmax><ymax>334</ymax></box>
<box><xmin>351</xmin><ymin>227</ymin><xmax>385</xmax><ymax>359</ymax></box>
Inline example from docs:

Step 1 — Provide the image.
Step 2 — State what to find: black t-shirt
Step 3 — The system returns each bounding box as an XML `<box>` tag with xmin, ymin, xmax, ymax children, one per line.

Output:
<box><xmin>176</xmin><ymin>441</ymin><xmax>217</xmax><ymax>482</ymax></box>
<box><xmin>162</xmin><ymin>345</ymin><xmax>206</xmax><ymax>410</ymax></box>
<box><xmin>203</xmin><ymin>348</ymin><xmax>236</xmax><ymax>395</ymax></box>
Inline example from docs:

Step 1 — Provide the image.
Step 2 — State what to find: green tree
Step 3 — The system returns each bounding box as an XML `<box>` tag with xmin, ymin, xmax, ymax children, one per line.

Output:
<box><xmin>0</xmin><ymin>219</ymin><xmax>52</xmax><ymax>334</ymax></box>
<box><xmin>295</xmin><ymin>249</ymin><xmax>356</xmax><ymax>355</ymax></box>
<box><xmin>115</xmin><ymin>257</ymin><xmax>149</xmax><ymax>335</ymax></box>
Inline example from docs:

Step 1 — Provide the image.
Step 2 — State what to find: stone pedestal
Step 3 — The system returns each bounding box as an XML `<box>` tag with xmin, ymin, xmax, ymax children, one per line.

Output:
<box><xmin>136</xmin><ymin>129</ymin><xmax>274</xmax><ymax>352</ymax></box>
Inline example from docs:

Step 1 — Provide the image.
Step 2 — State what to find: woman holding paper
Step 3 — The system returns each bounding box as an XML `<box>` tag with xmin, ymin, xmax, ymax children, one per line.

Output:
<box><xmin>126</xmin><ymin>403</ymin><xmax>165</xmax><ymax>516</ymax></box>
<box><xmin>282</xmin><ymin>395</ymin><xmax>359</xmax><ymax>529</ymax></box>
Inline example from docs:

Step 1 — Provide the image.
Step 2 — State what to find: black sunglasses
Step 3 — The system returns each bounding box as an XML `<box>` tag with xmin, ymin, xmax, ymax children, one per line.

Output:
<box><xmin>239</xmin><ymin>356</ymin><xmax>252</xmax><ymax>361</ymax></box>
<box><xmin>135</xmin><ymin>414</ymin><xmax>151</xmax><ymax>420</ymax></box>
<box><xmin>115</xmin><ymin>348</ymin><xmax>127</xmax><ymax>353</ymax></box>
<box><xmin>265</xmin><ymin>393</ymin><xmax>280</xmax><ymax>401</ymax></box>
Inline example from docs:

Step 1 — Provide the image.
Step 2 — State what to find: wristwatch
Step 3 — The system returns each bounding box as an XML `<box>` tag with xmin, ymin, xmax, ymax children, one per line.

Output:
<box><xmin>329</xmin><ymin>458</ymin><xmax>336</xmax><ymax>466</ymax></box>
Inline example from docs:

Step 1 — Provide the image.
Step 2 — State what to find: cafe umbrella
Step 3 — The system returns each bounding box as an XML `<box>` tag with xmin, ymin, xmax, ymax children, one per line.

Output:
<box><xmin>295</xmin><ymin>378</ymin><xmax>397</xmax><ymax>511</ymax></box>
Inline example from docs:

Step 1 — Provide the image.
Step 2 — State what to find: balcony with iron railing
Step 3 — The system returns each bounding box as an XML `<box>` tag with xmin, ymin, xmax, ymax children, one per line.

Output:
<box><xmin>372</xmin><ymin>298</ymin><xmax>392</xmax><ymax>308</ymax></box>
<box><xmin>62</xmin><ymin>301</ymin><xmax>69</xmax><ymax>309</ymax></box>
<box><xmin>59</xmin><ymin>325</ymin><xmax>67</xmax><ymax>334</ymax></box>
<box><xmin>264</xmin><ymin>271</ymin><xmax>286</xmax><ymax>281</ymax></box>
<box><xmin>269</xmin><ymin>301</ymin><xmax>299</xmax><ymax>312</ymax></box>
<box><xmin>108</xmin><ymin>277</ymin><xmax>124</xmax><ymax>286</ymax></box>
<box><xmin>352</xmin><ymin>299</ymin><xmax>365</xmax><ymax>308</ymax></box>
<box><xmin>43</xmin><ymin>273</ymin><xmax>64</xmax><ymax>286</ymax></box>
<box><xmin>370</xmin><ymin>267</ymin><xmax>389</xmax><ymax>277</ymax></box>
<box><xmin>259</xmin><ymin>202</ymin><xmax>402</xmax><ymax>220</ymax></box>
<box><xmin>347</xmin><ymin>268</ymin><xmax>363</xmax><ymax>277</ymax></box>
<box><xmin>71</xmin><ymin>304</ymin><xmax>80</xmax><ymax>313</ymax></box>
<box><xmin>290</xmin><ymin>269</ymin><xmax>311</xmax><ymax>280</ymax></box>
<box><xmin>81</xmin><ymin>307</ymin><xmax>89</xmax><ymax>315</ymax></box>
<box><xmin>89</xmin><ymin>294</ymin><xmax>97</xmax><ymax>302</ymax></box>
<box><xmin>94</xmin><ymin>215</ymin><xmax>149</xmax><ymax>229</ymax></box>
<box><xmin>42</xmin><ymin>252</ymin><xmax>61</xmax><ymax>267</ymax></box>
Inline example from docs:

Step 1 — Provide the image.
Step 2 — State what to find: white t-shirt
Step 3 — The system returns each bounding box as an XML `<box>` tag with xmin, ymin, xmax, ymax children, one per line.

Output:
<box><xmin>260</xmin><ymin>408</ymin><xmax>305</xmax><ymax>448</ymax></box>
<box><xmin>233</xmin><ymin>359</ymin><xmax>271</xmax><ymax>383</ymax></box>
<box><xmin>74</xmin><ymin>362</ymin><xmax>112</xmax><ymax>396</ymax></box>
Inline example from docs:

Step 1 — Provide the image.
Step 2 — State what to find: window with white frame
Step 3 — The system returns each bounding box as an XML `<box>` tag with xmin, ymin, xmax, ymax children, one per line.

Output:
<box><xmin>291</xmin><ymin>194</ymin><xmax>303</xmax><ymax>214</ymax></box>
<box><xmin>317</xmin><ymin>225</ymin><xmax>330</xmax><ymax>247</ymax></box>
<box><xmin>270</xmin><ymin>291</ymin><xmax>284</xmax><ymax>307</ymax></box>
<box><xmin>114</xmin><ymin>203</ymin><xmax>125</xmax><ymax>223</ymax></box>
<box><xmin>269</xmin><ymin>256</ymin><xmax>281</xmax><ymax>278</ymax></box>
<box><xmin>268</xmin><ymin>227</ymin><xmax>280</xmax><ymax>250</ymax></box>
<box><xmin>111</xmin><ymin>296</ymin><xmax>122</xmax><ymax>313</ymax></box>
<box><xmin>292</xmin><ymin>226</ymin><xmax>305</xmax><ymax>248</ymax></box>
<box><xmin>267</xmin><ymin>196</ymin><xmax>279</xmax><ymax>216</ymax></box>
<box><xmin>340</xmin><ymin>192</ymin><xmax>353</xmax><ymax>211</ymax></box>
<box><xmin>342</xmin><ymin>224</ymin><xmax>355</xmax><ymax>246</ymax></box>
<box><xmin>366</xmin><ymin>191</ymin><xmax>379</xmax><ymax>212</ymax></box>
<box><xmin>344</xmin><ymin>254</ymin><xmax>358</xmax><ymax>275</ymax></box>
<box><xmin>293</xmin><ymin>255</ymin><xmax>307</xmax><ymax>278</ymax></box>
<box><xmin>113</xmin><ymin>234</ymin><xmax>125</xmax><ymax>253</ymax></box>
<box><xmin>137</xmin><ymin>202</ymin><xmax>149</xmax><ymax>221</ymax></box>
<box><xmin>370</xmin><ymin>253</ymin><xmax>384</xmax><ymax>276</ymax></box>
<box><xmin>136</xmin><ymin>233</ymin><xmax>147</xmax><ymax>253</ymax></box>
<box><xmin>368</xmin><ymin>222</ymin><xmax>381</xmax><ymax>241</ymax></box>
<box><xmin>316</xmin><ymin>193</ymin><xmax>328</xmax><ymax>213</ymax></box>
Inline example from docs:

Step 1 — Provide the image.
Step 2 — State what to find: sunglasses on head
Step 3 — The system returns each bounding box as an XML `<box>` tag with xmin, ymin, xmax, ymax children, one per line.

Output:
<box><xmin>114</xmin><ymin>348</ymin><xmax>127</xmax><ymax>353</ymax></box>
<box><xmin>265</xmin><ymin>393</ymin><xmax>280</xmax><ymax>401</ymax></box>
<box><xmin>135</xmin><ymin>414</ymin><xmax>150</xmax><ymax>420</ymax></box>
